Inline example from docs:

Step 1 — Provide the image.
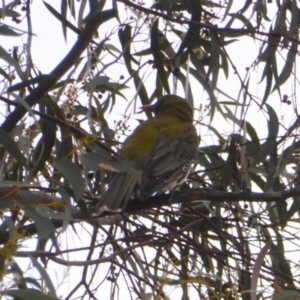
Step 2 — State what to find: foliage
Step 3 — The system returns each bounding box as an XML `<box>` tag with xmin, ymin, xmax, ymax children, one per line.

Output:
<box><xmin>0</xmin><ymin>0</ymin><xmax>300</xmax><ymax>299</ymax></box>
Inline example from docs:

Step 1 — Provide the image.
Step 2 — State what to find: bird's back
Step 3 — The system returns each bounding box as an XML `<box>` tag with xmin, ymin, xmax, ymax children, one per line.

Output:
<box><xmin>99</xmin><ymin>95</ymin><xmax>199</xmax><ymax>211</ymax></box>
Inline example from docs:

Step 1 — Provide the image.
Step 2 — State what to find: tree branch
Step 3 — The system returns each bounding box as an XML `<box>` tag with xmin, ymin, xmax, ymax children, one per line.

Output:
<box><xmin>116</xmin><ymin>0</ymin><xmax>300</xmax><ymax>44</ymax></box>
<box><xmin>125</xmin><ymin>187</ymin><xmax>291</xmax><ymax>212</ymax></box>
<box><xmin>1</xmin><ymin>8</ymin><xmax>116</xmax><ymax>132</ymax></box>
<box><xmin>0</xmin><ymin>186</ymin><xmax>297</xmax><ymax>244</ymax></box>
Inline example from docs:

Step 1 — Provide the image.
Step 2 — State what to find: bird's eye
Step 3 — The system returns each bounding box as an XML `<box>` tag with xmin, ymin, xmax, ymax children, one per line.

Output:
<box><xmin>150</xmin><ymin>176</ymin><xmax>161</xmax><ymax>183</ymax></box>
<box><xmin>183</xmin><ymin>163</ymin><xmax>190</xmax><ymax>173</ymax></box>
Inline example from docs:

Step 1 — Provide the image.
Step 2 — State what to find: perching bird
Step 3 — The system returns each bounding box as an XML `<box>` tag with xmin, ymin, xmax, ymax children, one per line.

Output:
<box><xmin>100</xmin><ymin>95</ymin><xmax>199</xmax><ymax>212</ymax></box>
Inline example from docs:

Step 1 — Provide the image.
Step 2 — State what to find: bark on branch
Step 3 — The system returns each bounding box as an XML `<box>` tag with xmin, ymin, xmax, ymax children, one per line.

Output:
<box><xmin>0</xmin><ymin>186</ymin><xmax>297</xmax><ymax>244</ymax></box>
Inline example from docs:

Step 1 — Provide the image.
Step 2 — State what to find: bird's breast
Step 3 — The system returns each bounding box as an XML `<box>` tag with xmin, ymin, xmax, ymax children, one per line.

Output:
<box><xmin>119</xmin><ymin>115</ymin><xmax>196</xmax><ymax>169</ymax></box>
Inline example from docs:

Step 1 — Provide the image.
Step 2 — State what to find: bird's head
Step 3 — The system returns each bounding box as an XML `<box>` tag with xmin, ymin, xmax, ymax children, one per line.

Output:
<box><xmin>141</xmin><ymin>95</ymin><xmax>194</xmax><ymax>122</ymax></box>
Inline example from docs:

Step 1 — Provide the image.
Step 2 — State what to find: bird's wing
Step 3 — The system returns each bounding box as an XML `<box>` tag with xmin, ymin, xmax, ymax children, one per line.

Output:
<box><xmin>98</xmin><ymin>172</ymin><xmax>137</xmax><ymax>211</ymax></box>
<box><xmin>139</xmin><ymin>136</ymin><xmax>198</xmax><ymax>201</ymax></box>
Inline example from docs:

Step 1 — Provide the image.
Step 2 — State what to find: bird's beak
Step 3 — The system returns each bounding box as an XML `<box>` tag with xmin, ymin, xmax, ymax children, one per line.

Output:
<box><xmin>140</xmin><ymin>103</ymin><xmax>156</xmax><ymax>112</ymax></box>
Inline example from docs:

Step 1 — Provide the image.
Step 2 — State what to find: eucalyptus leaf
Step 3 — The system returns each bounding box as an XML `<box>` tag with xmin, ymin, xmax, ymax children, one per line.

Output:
<box><xmin>54</xmin><ymin>158</ymin><xmax>85</xmax><ymax>201</ymax></box>
<box><xmin>35</xmin><ymin>205</ymin><xmax>73</xmax><ymax>222</ymax></box>
<box><xmin>151</xmin><ymin>19</ymin><xmax>170</xmax><ymax>94</ymax></box>
<box><xmin>80</xmin><ymin>152</ymin><xmax>140</xmax><ymax>180</ymax></box>
<box><xmin>0</xmin><ymin>8</ymin><xmax>21</xmax><ymax>18</ymax></box>
<box><xmin>29</xmin><ymin>256</ymin><xmax>57</xmax><ymax>297</ymax></box>
<box><xmin>2</xmin><ymin>289</ymin><xmax>60</xmax><ymax>300</ymax></box>
<box><xmin>256</xmin><ymin>104</ymin><xmax>279</xmax><ymax>164</ymax></box>
<box><xmin>0</xmin><ymin>45</ymin><xmax>24</xmax><ymax>79</ymax></box>
<box><xmin>0</xmin><ymin>24</ymin><xmax>24</xmax><ymax>36</ymax></box>
<box><xmin>273</xmin><ymin>291</ymin><xmax>300</xmax><ymax>300</ymax></box>
<box><xmin>25</xmin><ymin>208</ymin><xmax>55</xmax><ymax>239</ymax></box>
<box><xmin>0</xmin><ymin>129</ymin><xmax>28</xmax><ymax>168</ymax></box>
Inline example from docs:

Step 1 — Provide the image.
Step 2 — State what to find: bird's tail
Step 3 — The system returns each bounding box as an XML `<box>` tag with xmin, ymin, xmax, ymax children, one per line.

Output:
<box><xmin>98</xmin><ymin>173</ymin><xmax>137</xmax><ymax>212</ymax></box>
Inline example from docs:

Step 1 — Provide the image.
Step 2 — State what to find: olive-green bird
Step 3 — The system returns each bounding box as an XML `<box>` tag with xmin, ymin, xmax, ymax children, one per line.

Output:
<box><xmin>100</xmin><ymin>95</ymin><xmax>199</xmax><ymax>212</ymax></box>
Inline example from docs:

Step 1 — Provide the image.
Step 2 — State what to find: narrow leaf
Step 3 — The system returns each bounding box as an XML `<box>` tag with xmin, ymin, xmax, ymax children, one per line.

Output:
<box><xmin>272</xmin><ymin>44</ymin><xmax>297</xmax><ymax>92</ymax></box>
<box><xmin>29</xmin><ymin>256</ymin><xmax>57</xmax><ymax>297</ymax></box>
<box><xmin>0</xmin><ymin>24</ymin><xmax>23</xmax><ymax>36</ymax></box>
<box><xmin>0</xmin><ymin>129</ymin><xmax>28</xmax><ymax>168</ymax></box>
<box><xmin>250</xmin><ymin>242</ymin><xmax>271</xmax><ymax>300</ymax></box>
<box><xmin>54</xmin><ymin>158</ymin><xmax>85</xmax><ymax>200</ymax></box>
<box><xmin>2</xmin><ymin>289</ymin><xmax>60</xmax><ymax>300</ymax></box>
<box><xmin>43</xmin><ymin>1</ymin><xmax>80</xmax><ymax>35</ymax></box>
<box><xmin>151</xmin><ymin>19</ymin><xmax>170</xmax><ymax>94</ymax></box>
<box><xmin>80</xmin><ymin>152</ymin><xmax>140</xmax><ymax>180</ymax></box>
<box><xmin>0</xmin><ymin>45</ymin><xmax>24</xmax><ymax>79</ymax></box>
<box><xmin>256</xmin><ymin>104</ymin><xmax>279</xmax><ymax>164</ymax></box>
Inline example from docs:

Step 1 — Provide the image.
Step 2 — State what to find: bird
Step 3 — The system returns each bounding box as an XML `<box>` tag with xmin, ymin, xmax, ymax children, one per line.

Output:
<box><xmin>99</xmin><ymin>94</ymin><xmax>199</xmax><ymax>212</ymax></box>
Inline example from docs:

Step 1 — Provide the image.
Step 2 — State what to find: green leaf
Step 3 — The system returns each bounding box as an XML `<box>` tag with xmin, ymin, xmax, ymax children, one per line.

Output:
<box><xmin>21</xmin><ymin>277</ymin><xmax>43</xmax><ymax>290</ymax></box>
<box><xmin>256</xmin><ymin>0</ymin><xmax>270</xmax><ymax>21</ymax></box>
<box><xmin>261</xmin><ymin>63</ymin><xmax>272</xmax><ymax>106</ymax></box>
<box><xmin>270</xmin><ymin>242</ymin><xmax>295</xmax><ymax>288</ymax></box>
<box><xmin>24</xmin><ymin>208</ymin><xmax>55</xmax><ymax>239</ymax></box>
<box><xmin>0</xmin><ymin>24</ymin><xmax>24</xmax><ymax>36</ymax></box>
<box><xmin>56</xmin><ymin>126</ymin><xmax>74</xmax><ymax>159</ymax></box>
<box><xmin>221</xmin><ymin>137</ymin><xmax>239</xmax><ymax>189</ymax></box>
<box><xmin>118</xmin><ymin>25</ymin><xmax>150</xmax><ymax>107</ymax></box>
<box><xmin>84</xmin><ymin>76</ymin><xmax>128</xmax><ymax>101</ymax></box>
<box><xmin>29</xmin><ymin>256</ymin><xmax>57</xmax><ymax>297</ymax></box>
<box><xmin>273</xmin><ymin>139</ymin><xmax>296</xmax><ymax>178</ymax></box>
<box><xmin>220</xmin><ymin>50</ymin><xmax>229</xmax><ymax>78</ymax></box>
<box><xmin>29</xmin><ymin>100</ymin><xmax>56</xmax><ymax>178</ymax></box>
<box><xmin>57</xmin><ymin>186</ymin><xmax>79</xmax><ymax>228</ymax></box>
<box><xmin>272</xmin><ymin>43</ymin><xmax>297</xmax><ymax>92</ymax></box>
<box><xmin>118</xmin><ymin>25</ymin><xmax>139</xmax><ymax>66</ymax></box>
<box><xmin>151</xmin><ymin>19</ymin><xmax>170</xmax><ymax>94</ymax></box>
<box><xmin>0</xmin><ymin>45</ymin><xmax>24</xmax><ymax>79</ymax></box>
<box><xmin>176</xmin><ymin>0</ymin><xmax>201</xmax><ymax>56</ymax></box>
<box><xmin>16</xmin><ymin>190</ymin><xmax>56</xmax><ymax>239</ymax></box>
<box><xmin>54</xmin><ymin>158</ymin><xmax>85</xmax><ymax>201</ymax></box>
<box><xmin>35</xmin><ymin>204</ymin><xmax>73</xmax><ymax>222</ymax></box>
<box><xmin>43</xmin><ymin>1</ymin><xmax>80</xmax><ymax>36</ymax></box>
<box><xmin>248</xmin><ymin>171</ymin><xmax>265</xmax><ymax>190</ymax></box>
<box><xmin>189</xmin><ymin>57</ymin><xmax>228</xmax><ymax>121</ymax></box>
<box><xmin>35</xmin><ymin>205</ymin><xmax>73</xmax><ymax>222</ymax></box>
<box><xmin>0</xmin><ymin>129</ymin><xmax>28</xmax><ymax>168</ymax></box>
<box><xmin>273</xmin><ymin>291</ymin><xmax>300</xmax><ymax>300</ymax></box>
<box><xmin>9</xmin><ymin>260</ymin><xmax>27</xmax><ymax>289</ymax></box>
<box><xmin>0</xmin><ymin>8</ymin><xmax>21</xmax><ymax>18</ymax></box>
<box><xmin>60</xmin><ymin>0</ymin><xmax>68</xmax><ymax>40</ymax></box>
<box><xmin>80</xmin><ymin>152</ymin><xmax>141</xmax><ymax>180</ymax></box>
<box><xmin>250</xmin><ymin>242</ymin><xmax>271</xmax><ymax>300</ymax></box>
<box><xmin>246</xmin><ymin>121</ymin><xmax>261</xmax><ymax>151</ymax></box>
<box><xmin>197</xmin><ymin>146</ymin><xmax>224</xmax><ymax>184</ymax></box>
<box><xmin>2</xmin><ymin>289</ymin><xmax>60</xmax><ymax>300</ymax></box>
<box><xmin>0</xmin><ymin>195</ymin><xmax>15</xmax><ymax>210</ymax></box>
<box><xmin>284</xmin><ymin>198</ymin><xmax>299</xmax><ymax>222</ymax></box>
<box><xmin>0</xmin><ymin>67</ymin><xmax>12</xmax><ymax>81</ymax></box>
<box><xmin>207</xmin><ymin>32</ymin><xmax>220</xmax><ymax>90</ymax></box>
<box><xmin>256</xmin><ymin>104</ymin><xmax>279</xmax><ymax>164</ymax></box>
<box><xmin>228</xmin><ymin>13</ymin><xmax>254</xmax><ymax>31</ymax></box>
<box><xmin>9</xmin><ymin>94</ymin><xmax>38</xmax><ymax>124</ymax></box>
